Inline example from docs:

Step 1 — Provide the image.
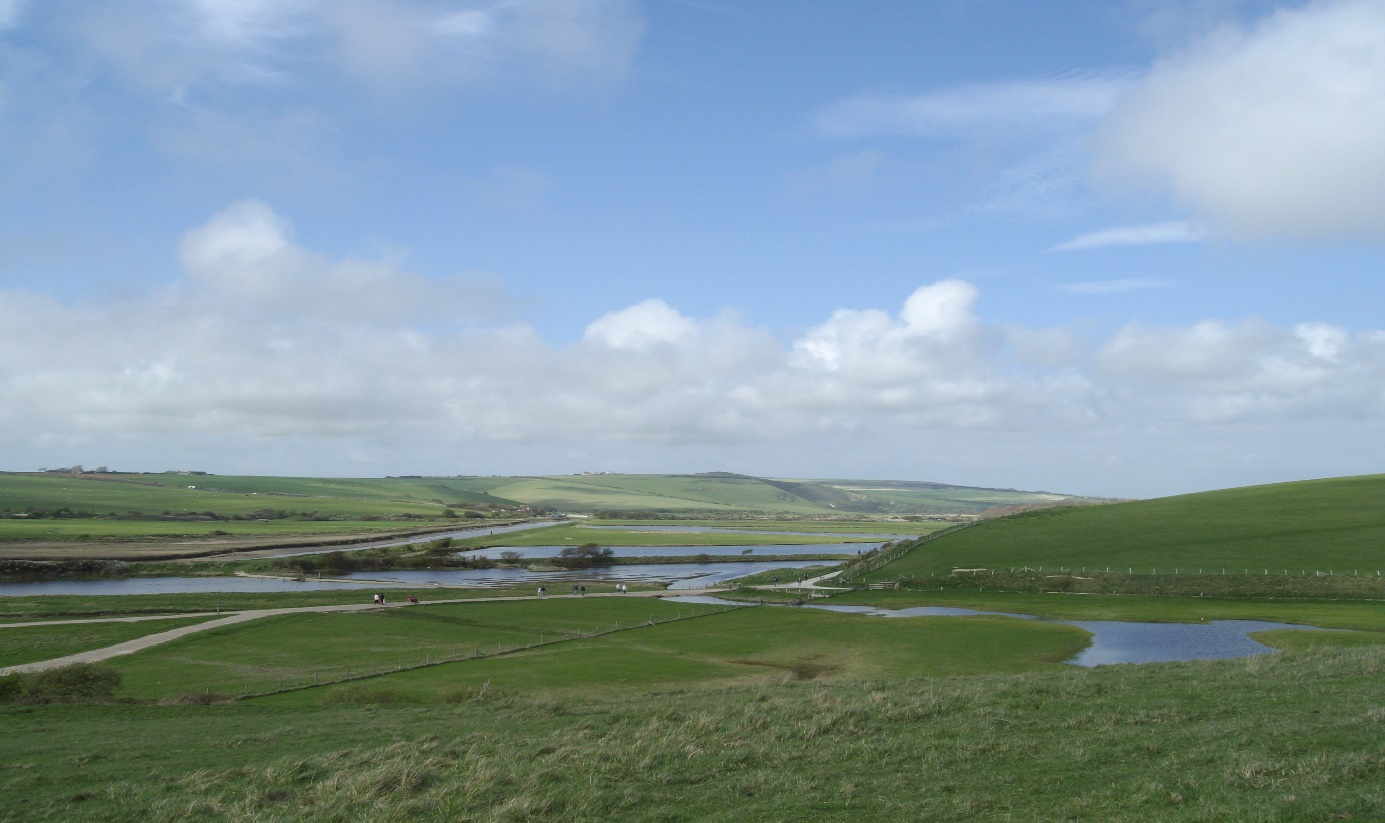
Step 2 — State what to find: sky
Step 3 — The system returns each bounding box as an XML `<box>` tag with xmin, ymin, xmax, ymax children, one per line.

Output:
<box><xmin>1</xmin><ymin>0</ymin><xmax>1384</xmax><ymax>498</ymax></box>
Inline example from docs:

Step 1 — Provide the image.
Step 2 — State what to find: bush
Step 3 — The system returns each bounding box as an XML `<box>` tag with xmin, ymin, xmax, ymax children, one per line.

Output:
<box><xmin>0</xmin><ymin>675</ymin><xmax>21</xmax><ymax>702</ymax></box>
<box><xmin>21</xmin><ymin>664</ymin><xmax>122</xmax><ymax>702</ymax></box>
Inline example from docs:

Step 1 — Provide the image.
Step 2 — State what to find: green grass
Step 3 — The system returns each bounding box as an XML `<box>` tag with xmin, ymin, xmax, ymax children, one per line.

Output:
<box><xmin>0</xmin><ymin>616</ymin><xmax>215</xmax><ymax>668</ymax></box>
<box><xmin>0</xmin><ymin>473</ymin><xmax>476</xmax><ymax>519</ymax></box>
<box><xmin>104</xmin><ymin>598</ymin><xmax>718</xmax><ymax>699</ymax></box>
<box><xmin>588</xmin><ymin>518</ymin><xmax>941</xmax><ymax>534</ymax></box>
<box><xmin>827</xmin><ymin>589</ymin><xmax>1385</xmax><ymax>631</ymax></box>
<box><xmin>0</xmin><ymin>588</ymin><xmax>534</xmax><ymax>621</ymax></box>
<box><xmin>3</xmin><ymin>645</ymin><xmax>1383</xmax><ymax>820</ymax></box>
<box><xmin>868</xmin><ymin>473</ymin><xmax>1385</xmax><ymax>578</ymax></box>
<box><xmin>247</xmin><ymin>604</ymin><xmax>1088</xmax><ymax>705</ymax></box>
<box><xmin>0</xmin><ymin>518</ymin><xmax>459</xmax><ymax>542</ymax></box>
<box><xmin>1254</xmin><ymin>629</ymin><xmax>1385</xmax><ymax>651</ymax></box>
<box><xmin>452</xmin><ymin>522</ymin><xmax>886</xmax><ymax>548</ymax></box>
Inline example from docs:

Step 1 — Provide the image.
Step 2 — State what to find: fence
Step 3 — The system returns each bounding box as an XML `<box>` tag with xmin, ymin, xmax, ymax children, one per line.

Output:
<box><xmin>169</xmin><ymin>602</ymin><xmax>743</xmax><ymax>702</ymax></box>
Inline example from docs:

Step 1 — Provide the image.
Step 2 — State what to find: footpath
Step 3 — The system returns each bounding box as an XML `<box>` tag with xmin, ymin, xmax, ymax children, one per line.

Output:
<box><xmin>0</xmin><ymin>587</ymin><xmax>727</xmax><ymax>675</ymax></box>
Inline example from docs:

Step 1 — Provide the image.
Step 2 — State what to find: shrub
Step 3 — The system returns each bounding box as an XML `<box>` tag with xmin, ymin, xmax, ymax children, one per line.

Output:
<box><xmin>22</xmin><ymin>663</ymin><xmax>122</xmax><ymax>702</ymax></box>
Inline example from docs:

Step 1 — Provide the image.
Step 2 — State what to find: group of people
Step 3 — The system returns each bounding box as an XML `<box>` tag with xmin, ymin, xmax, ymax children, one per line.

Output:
<box><xmin>371</xmin><ymin>593</ymin><xmax>420</xmax><ymax>605</ymax></box>
<box><xmin>534</xmin><ymin>583</ymin><xmax>630</xmax><ymax>597</ymax></box>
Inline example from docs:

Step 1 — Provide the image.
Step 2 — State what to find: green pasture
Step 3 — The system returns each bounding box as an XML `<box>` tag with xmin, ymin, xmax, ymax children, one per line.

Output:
<box><xmin>6</xmin><ymin>645</ymin><xmax>1385</xmax><ymax>821</ymax></box>
<box><xmin>1255</xmin><ymin>629</ymin><xmax>1385</xmax><ymax>651</ymax></box>
<box><xmin>0</xmin><ymin>616</ymin><xmax>215</xmax><ymax>668</ymax></box>
<box><xmin>452</xmin><ymin>522</ymin><xmax>885</xmax><ymax>548</ymax></box>
<box><xmin>0</xmin><ymin>588</ymin><xmax>532</xmax><ymax>621</ymax></box>
<box><xmin>867</xmin><ymin>473</ymin><xmax>1385</xmax><ymax>578</ymax></box>
<box><xmin>0</xmin><ymin>518</ymin><xmax>460</xmax><ymax>543</ymax></box>
<box><xmin>250</xmin><ymin>604</ymin><xmax>1089</xmax><ymax>705</ymax></box>
<box><xmin>825</xmin><ymin>483</ymin><xmax>1078</xmax><ymax>514</ymax></box>
<box><xmin>0</xmin><ymin>473</ymin><xmax>472</xmax><ymax>519</ymax></box>
<box><xmin>105</xmin><ymin>598</ymin><xmax>717</xmax><ymax>699</ymax></box>
<box><xmin>588</xmin><ymin>517</ymin><xmax>939</xmax><ymax>534</ymax></box>
<box><xmin>829</xmin><ymin>589</ymin><xmax>1385</xmax><ymax>631</ymax></box>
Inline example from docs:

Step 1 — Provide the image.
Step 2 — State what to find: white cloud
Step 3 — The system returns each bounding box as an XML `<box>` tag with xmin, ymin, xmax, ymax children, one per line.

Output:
<box><xmin>1059</xmin><ymin>278</ymin><xmax>1175</xmax><ymax>295</ymax></box>
<box><xmin>1098</xmin><ymin>318</ymin><xmax>1385</xmax><ymax>421</ymax></box>
<box><xmin>1050</xmin><ymin>220</ymin><xmax>1206</xmax><ymax>251</ymax></box>
<box><xmin>585</xmin><ymin>299</ymin><xmax>697</xmax><ymax>349</ymax></box>
<box><xmin>0</xmin><ymin>0</ymin><xmax>24</xmax><ymax>30</ymax></box>
<box><xmin>69</xmin><ymin>0</ymin><xmax>645</xmax><ymax>96</ymax></box>
<box><xmin>0</xmin><ymin>204</ymin><xmax>1382</xmax><ymax>488</ymax></box>
<box><xmin>1098</xmin><ymin>0</ymin><xmax>1385</xmax><ymax>241</ymax></box>
<box><xmin>814</xmin><ymin>74</ymin><xmax>1130</xmax><ymax>139</ymax></box>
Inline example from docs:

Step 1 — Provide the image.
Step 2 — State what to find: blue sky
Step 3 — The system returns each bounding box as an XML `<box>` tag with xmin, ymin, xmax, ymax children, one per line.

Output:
<box><xmin>2</xmin><ymin>0</ymin><xmax>1384</xmax><ymax>498</ymax></box>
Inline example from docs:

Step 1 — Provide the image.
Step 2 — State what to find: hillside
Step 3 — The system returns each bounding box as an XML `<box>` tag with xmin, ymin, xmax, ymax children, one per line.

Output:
<box><xmin>868</xmin><ymin>473</ymin><xmax>1385</xmax><ymax>577</ymax></box>
<box><xmin>450</xmin><ymin>473</ymin><xmax>1088</xmax><ymax>516</ymax></box>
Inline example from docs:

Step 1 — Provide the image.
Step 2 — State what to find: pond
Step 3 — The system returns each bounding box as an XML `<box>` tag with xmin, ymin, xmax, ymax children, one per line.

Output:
<box><xmin>0</xmin><ymin>560</ymin><xmax>827</xmax><ymax>597</ymax></box>
<box><xmin>583</xmin><ymin>525</ymin><xmax>910</xmax><ymax>540</ymax></box>
<box><xmin>666</xmin><ymin>597</ymin><xmax>1325</xmax><ymax>667</ymax></box>
<box><xmin>342</xmin><ymin>560</ymin><xmax>825</xmax><ymax>591</ymax></box>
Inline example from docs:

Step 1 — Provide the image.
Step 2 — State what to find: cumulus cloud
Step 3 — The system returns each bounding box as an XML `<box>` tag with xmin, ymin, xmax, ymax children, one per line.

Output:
<box><xmin>1099</xmin><ymin>318</ymin><xmax>1385</xmax><ymax>421</ymax></box>
<box><xmin>1050</xmin><ymin>220</ymin><xmax>1206</xmax><ymax>251</ymax></box>
<box><xmin>0</xmin><ymin>203</ymin><xmax>1382</xmax><ymax>472</ymax></box>
<box><xmin>1098</xmin><ymin>0</ymin><xmax>1385</xmax><ymax>241</ymax></box>
<box><xmin>814</xmin><ymin>74</ymin><xmax>1130</xmax><ymax>139</ymax></box>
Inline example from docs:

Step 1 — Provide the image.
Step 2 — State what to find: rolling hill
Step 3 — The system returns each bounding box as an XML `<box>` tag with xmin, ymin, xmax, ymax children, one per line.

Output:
<box><xmin>868</xmin><ymin>473</ymin><xmax>1385</xmax><ymax>576</ymax></box>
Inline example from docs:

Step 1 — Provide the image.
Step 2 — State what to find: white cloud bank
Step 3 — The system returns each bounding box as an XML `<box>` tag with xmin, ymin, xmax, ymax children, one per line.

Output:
<box><xmin>1098</xmin><ymin>0</ymin><xmax>1385</xmax><ymax>241</ymax></box>
<box><xmin>2</xmin><ymin>202</ymin><xmax>1383</xmax><ymax>492</ymax></box>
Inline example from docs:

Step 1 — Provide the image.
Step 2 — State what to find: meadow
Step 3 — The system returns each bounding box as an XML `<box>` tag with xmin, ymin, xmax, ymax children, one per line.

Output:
<box><xmin>860</xmin><ymin>473</ymin><xmax>1385</xmax><ymax>578</ymax></box>
<box><xmin>4</xmin><ymin>472</ymin><xmax>1385</xmax><ymax>820</ymax></box>
<box><xmin>2</xmin><ymin>643</ymin><xmax>1382</xmax><ymax>821</ymax></box>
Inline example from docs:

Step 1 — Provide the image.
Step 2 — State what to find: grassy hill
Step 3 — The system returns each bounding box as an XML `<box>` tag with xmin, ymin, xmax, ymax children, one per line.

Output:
<box><xmin>867</xmin><ymin>473</ymin><xmax>1385</xmax><ymax>577</ymax></box>
<box><xmin>0</xmin><ymin>471</ymin><xmax>1088</xmax><ymax>527</ymax></box>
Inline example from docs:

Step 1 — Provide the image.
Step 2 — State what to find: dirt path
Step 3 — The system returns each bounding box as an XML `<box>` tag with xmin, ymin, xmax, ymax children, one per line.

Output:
<box><xmin>0</xmin><ymin>588</ymin><xmax>728</xmax><ymax>676</ymax></box>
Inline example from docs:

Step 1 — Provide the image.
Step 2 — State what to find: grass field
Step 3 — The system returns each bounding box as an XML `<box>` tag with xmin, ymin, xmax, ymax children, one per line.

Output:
<box><xmin>102</xmin><ymin>599</ymin><xmax>736</xmax><ymax>699</ymax></box>
<box><xmin>0</xmin><ymin>616</ymin><xmax>216</xmax><ymax>668</ymax></box>
<box><xmin>0</xmin><ymin>588</ymin><xmax>534</xmax><ymax>621</ymax></box>
<box><xmin>450</xmin><ymin>522</ymin><xmax>899</xmax><ymax>549</ymax></box>
<box><xmin>4</xmin><ymin>472</ymin><xmax>1384</xmax><ymax>819</ymax></box>
<box><xmin>3</xmin><ymin>644</ymin><xmax>1383</xmax><ymax>821</ymax></box>
<box><xmin>246</xmin><ymin>605</ymin><xmax>1088</xmax><ymax>705</ymax></box>
<box><xmin>865</xmin><ymin>473</ymin><xmax>1385</xmax><ymax>578</ymax></box>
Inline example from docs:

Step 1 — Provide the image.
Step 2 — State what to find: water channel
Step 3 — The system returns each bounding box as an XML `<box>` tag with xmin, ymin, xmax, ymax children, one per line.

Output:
<box><xmin>667</xmin><ymin>596</ymin><xmax>1326</xmax><ymax>667</ymax></box>
<box><xmin>464</xmin><ymin>543</ymin><xmax>880</xmax><ymax>560</ymax></box>
<box><xmin>0</xmin><ymin>559</ymin><xmax>826</xmax><ymax>596</ymax></box>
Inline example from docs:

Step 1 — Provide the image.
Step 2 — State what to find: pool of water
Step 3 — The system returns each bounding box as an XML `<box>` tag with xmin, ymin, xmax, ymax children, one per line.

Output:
<box><xmin>664</xmin><ymin>596</ymin><xmax>1324</xmax><ymax>666</ymax></box>
<box><xmin>465</xmin><ymin>543</ymin><xmax>879</xmax><ymax>559</ymax></box>
<box><xmin>583</xmin><ymin>525</ymin><xmax>909</xmax><ymax>540</ymax></box>
<box><xmin>344</xmin><ymin>560</ymin><xmax>825</xmax><ymax>590</ymax></box>
<box><xmin>0</xmin><ymin>577</ymin><xmax>389</xmax><ymax>596</ymax></box>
